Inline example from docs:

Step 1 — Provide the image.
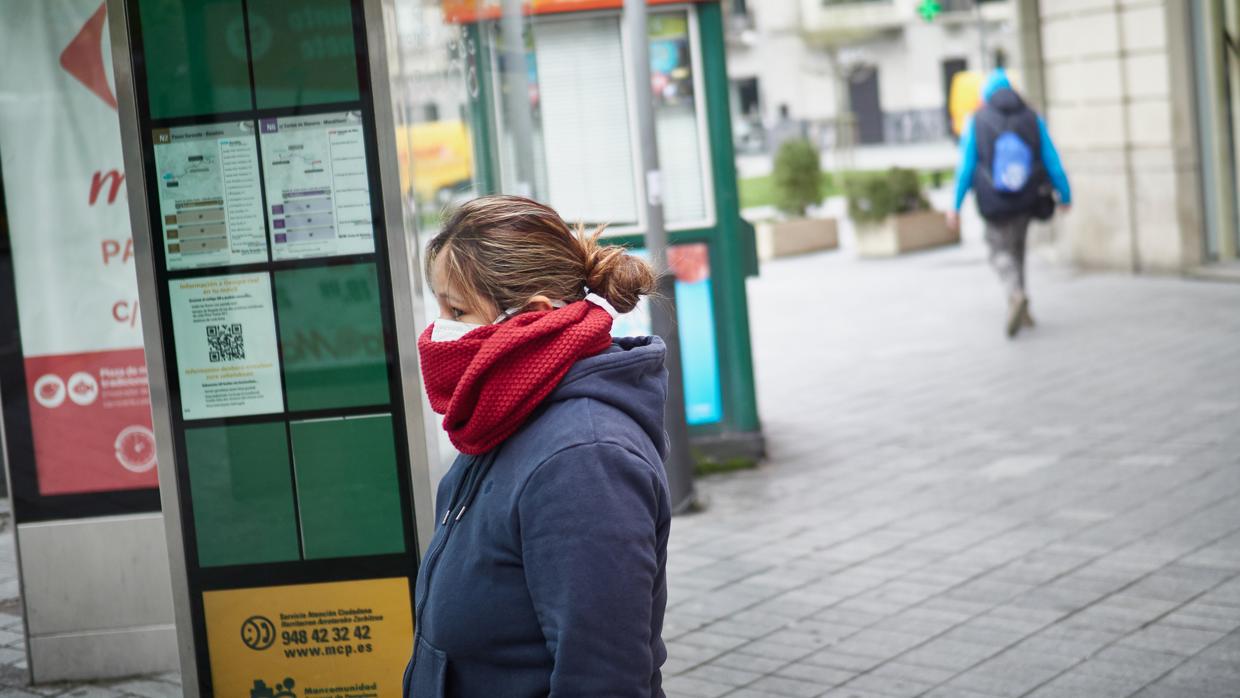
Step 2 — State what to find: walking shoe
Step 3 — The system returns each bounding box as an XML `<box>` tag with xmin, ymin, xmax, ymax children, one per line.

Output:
<box><xmin>1022</xmin><ymin>304</ymin><xmax>1035</xmax><ymax>328</ymax></box>
<box><xmin>1007</xmin><ymin>291</ymin><xmax>1028</xmax><ymax>338</ymax></box>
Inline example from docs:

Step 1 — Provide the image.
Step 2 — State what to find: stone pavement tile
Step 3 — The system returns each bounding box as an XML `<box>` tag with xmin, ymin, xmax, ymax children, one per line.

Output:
<box><xmin>1160</xmin><ymin>603</ymin><xmax>1240</xmax><ymax>633</ymax></box>
<box><xmin>969</xmin><ymin>604</ymin><xmax>1066</xmax><ymax>635</ymax></box>
<box><xmin>733</xmin><ymin>638</ymin><xmax>816</xmax><ymax>663</ymax></box>
<box><xmin>1008</xmin><ymin>583</ymin><xmax>1112</xmax><ymax>614</ymax></box>
<box><xmin>933</xmin><ymin>621</ymin><xmax>1029</xmax><ymax>650</ymax></box>
<box><xmin>56</xmin><ymin>688</ymin><xmax>128</xmax><ymax>698</ymax></box>
<box><xmin>809</xmin><ymin>607</ymin><xmax>885</xmax><ymax>630</ymax></box>
<box><xmin>110</xmin><ymin>679</ymin><xmax>181</xmax><ymax>698</ymax></box>
<box><xmin>1198</xmin><ymin>577</ymin><xmax>1240</xmax><ymax>609</ymax></box>
<box><xmin>1135</xmin><ymin>665</ymin><xmax>1240</xmax><ymax>698</ymax></box>
<box><xmin>1077</xmin><ymin>645</ymin><xmax>1185</xmax><ymax>682</ymax></box>
<box><xmin>896</xmin><ymin>638</ymin><xmax>1001</xmax><ymax>672</ymax></box>
<box><xmin>667</xmin><ymin>641</ymin><xmax>732</xmax><ymax>669</ymax></box>
<box><xmin>1124</xmin><ymin>565</ymin><xmax>1237</xmax><ymax>604</ymax></box>
<box><xmin>679</xmin><ymin>664</ymin><xmax>765</xmax><ymax>689</ymax></box>
<box><xmin>740</xmin><ymin>675</ymin><xmax>825</xmax><ymax>698</ymax></box>
<box><xmin>1129</xmin><ymin>684</ymin><xmax>1236</xmax><ymax>698</ymax></box>
<box><xmin>835</xmin><ymin>671</ymin><xmax>936</xmax><ymax>698</ymax></box>
<box><xmin>1116</xmin><ymin>623</ymin><xmax>1229</xmax><ymax>657</ymax></box>
<box><xmin>664</xmin><ymin>674</ymin><xmax>735</xmax><ymax>698</ymax></box>
<box><xmin>920</xmin><ymin>687</ymin><xmax>997</xmax><ymax>698</ymax></box>
<box><xmin>705</xmin><ymin>618</ymin><xmax>790</xmax><ymax>640</ymax></box>
<box><xmin>936</xmin><ymin>656</ymin><xmax>1070</xmax><ymax>698</ymax></box>
<box><xmin>1022</xmin><ymin>669</ymin><xmax>1151</xmax><ymax>698</ymax></box>
<box><xmin>821</xmin><ymin>629</ymin><xmax>925</xmax><ymax>661</ymax></box>
<box><xmin>1196</xmin><ymin>630</ymin><xmax>1240</xmax><ymax>665</ymax></box>
<box><xmin>772</xmin><ymin>662</ymin><xmax>854</xmax><ymax>687</ymax></box>
<box><xmin>759</xmin><ymin>629</ymin><xmax>839</xmax><ymax>652</ymax></box>
<box><xmin>799</xmin><ymin>649</ymin><xmax>885</xmax><ymax>673</ymax></box>
<box><xmin>676</xmin><ymin>630</ymin><xmax>754</xmax><ymax>653</ymax></box>
<box><xmin>707</xmin><ymin>651</ymin><xmax>788</xmax><ymax>675</ymax></box>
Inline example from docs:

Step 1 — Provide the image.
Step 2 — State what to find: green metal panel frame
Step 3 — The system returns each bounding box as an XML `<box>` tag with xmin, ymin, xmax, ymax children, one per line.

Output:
<box><xmin>458</xmin><ymin>1</ymin><xmax>761</xmax><ymax>445</ymax></box>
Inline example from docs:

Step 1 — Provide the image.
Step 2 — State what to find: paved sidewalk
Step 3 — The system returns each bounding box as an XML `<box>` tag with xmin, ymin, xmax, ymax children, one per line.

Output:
<box><xmin>2</xmin><ymin>239</ymin><xmax>1239</xmax><ymax>697</ymax></box>
<box><xmin>662</xmin><ymin>243</ymin><xmax>1240</xmax><ymax>697</ymax></box>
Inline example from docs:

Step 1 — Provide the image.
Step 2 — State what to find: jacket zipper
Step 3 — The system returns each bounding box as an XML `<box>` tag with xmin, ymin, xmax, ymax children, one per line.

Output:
<box><xmin>413</xmin><ymin>456</ymin><xmax>478</xmax><ymax>636</ymax></box>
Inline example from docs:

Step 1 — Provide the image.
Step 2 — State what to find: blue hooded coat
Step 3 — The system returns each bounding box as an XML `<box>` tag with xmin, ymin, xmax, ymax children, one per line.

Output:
<box><xmin>953</xmin><ymin>68</ymin><xmax>1072</xmax><ymax>217</ymax></box>
<box><xmin>405</xmin><ymin>336</ymin><xmax>671</xmax><ymax>698</ymax></box>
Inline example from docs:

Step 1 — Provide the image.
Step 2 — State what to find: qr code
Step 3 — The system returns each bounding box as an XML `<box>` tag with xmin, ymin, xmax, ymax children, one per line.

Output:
<box><xmin>206</xmin><ymin>324</ymin><xmax>245</xmax><ymax>362</ymax></box>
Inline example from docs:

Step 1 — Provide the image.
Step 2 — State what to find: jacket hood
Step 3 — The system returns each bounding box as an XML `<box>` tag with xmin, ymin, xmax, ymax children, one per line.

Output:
<box><xmin>546</xmin><ymin>336</ymin><xmax>669</xmax><ymax>461</ymax></box>
<box><xmin>982</xmin><ymin>68</ymin><xmax>1011</xmax><ymax>101</ymax></box>
<box><xmin>983</xmin><ymin>68</ymin><xmax>1025</xmax><ymax>113</ymax></box>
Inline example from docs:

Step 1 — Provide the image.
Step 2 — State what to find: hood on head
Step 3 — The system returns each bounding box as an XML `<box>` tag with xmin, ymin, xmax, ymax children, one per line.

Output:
<box><xmin>983</xmin><ymin>67</ymin><xmax>1025</xmax><ymax>112</ymax></box>
<box><xmin>983</xmin><ymin>68</ymin><xmax>1012</xmax><ymax>102</ymax></box>
<box><xmin>546</xmin><ymin>336</ymin><xmax>669</xmax><ymax>461</ymax></box>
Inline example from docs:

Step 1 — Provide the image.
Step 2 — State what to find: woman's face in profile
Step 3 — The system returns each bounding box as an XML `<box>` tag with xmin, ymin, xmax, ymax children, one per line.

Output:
<box><xmin>431</xmin><ymin>253</ymin><xmax>498</xmax><ymax>325</ymax></box>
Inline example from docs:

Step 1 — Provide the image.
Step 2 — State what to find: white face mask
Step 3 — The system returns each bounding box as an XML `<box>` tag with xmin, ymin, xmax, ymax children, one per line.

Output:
<box><xmin>430</xmin><ymin>318</ymin><xmax>483</xmax><ymax>342</ymax></box>
<box><xmin>430</xmin><ymin>301</ymin><xmax>568</xmax><ymax>342</ymax></box>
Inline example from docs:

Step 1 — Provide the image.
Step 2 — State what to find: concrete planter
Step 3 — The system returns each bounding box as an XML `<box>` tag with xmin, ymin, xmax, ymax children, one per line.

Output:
<box><xmin>755</xmin><ymin>217</ymin><xmax>839</xmax><ymax>261</ymax></box>
<box><xmin>855</xmin><ymin>210</ymin><xmax>959</xmax><ymax>257</ymax></box>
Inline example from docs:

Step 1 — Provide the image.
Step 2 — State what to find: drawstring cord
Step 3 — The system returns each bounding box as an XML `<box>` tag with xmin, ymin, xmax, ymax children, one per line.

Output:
<box><xmin>440</xmin><ymin>449</ymin><xmax>500</xmax><ymax>527</ymax></box>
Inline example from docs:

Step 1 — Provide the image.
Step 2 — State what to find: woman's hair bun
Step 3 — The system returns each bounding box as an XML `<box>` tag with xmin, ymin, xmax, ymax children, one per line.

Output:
<box><xmin>580</xmin><ymin>227</ymin><xmax>656</xmax><ymax>314</ymax></box>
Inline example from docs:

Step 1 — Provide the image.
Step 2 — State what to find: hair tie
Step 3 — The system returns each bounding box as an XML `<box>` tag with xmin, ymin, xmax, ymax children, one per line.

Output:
<box><xmin>584</xmin><ymin>292</ymin><xmax>620</xmax><ymax>319</ymax></box>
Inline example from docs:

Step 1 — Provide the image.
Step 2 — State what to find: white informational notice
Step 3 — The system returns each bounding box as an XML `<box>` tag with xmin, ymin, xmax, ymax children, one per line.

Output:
<box><xmin>259</xmin><ymin>111</ymin><xmax>375</xmax><ymax>260</ymax></box>
<box><xmin>169</xmin><ymin>273</ymin><xmax>284</xmax><ymax>420</ymax></box>
<box><xmin>153</xmin><ymin>122</ymin><xmax>267</xmax><ymax>270</ymax></box>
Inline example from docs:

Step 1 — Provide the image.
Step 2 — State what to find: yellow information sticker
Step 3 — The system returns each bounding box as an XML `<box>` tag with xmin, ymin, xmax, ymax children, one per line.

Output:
<box><xmin>203</xmin><ymin>577</ymin><xmax>413</xmax><ymax>698</ymax></box>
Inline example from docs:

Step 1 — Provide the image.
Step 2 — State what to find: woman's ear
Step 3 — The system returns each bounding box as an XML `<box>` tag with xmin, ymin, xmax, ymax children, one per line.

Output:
<box><xmin>525</xmin><ymin>295</ymin><xmax>555</xmax><ymax>312</ymax></box>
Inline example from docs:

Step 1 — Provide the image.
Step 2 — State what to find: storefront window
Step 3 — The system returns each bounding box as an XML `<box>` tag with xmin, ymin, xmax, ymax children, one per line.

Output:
<box><xmin>391</xmin><ymin>0</ymin><xmax>724</xmax><ymax>471</ymax></box>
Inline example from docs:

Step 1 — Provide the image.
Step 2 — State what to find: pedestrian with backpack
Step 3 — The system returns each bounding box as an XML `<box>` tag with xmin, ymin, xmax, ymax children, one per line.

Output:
<box><xmin>947</xmin><ymin>67</ymin><xmax>1071</xmax><ymax>338</ymax></box>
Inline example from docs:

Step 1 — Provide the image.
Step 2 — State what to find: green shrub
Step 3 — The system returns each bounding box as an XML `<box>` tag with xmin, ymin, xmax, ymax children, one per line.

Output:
<box><xmin>773</xmin><ymin>139</ymin><xmax>822</xmax><ymax>217</ymax></box>
<box><xmin>844</xmin><ymin>167</ymin><xmax>930</xmax><ymax>225</ymax></box>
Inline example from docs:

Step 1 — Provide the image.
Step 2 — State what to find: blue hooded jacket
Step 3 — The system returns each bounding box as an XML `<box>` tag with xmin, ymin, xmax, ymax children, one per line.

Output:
<box><xmin>953</xmin><ymin>68</ymin><xmax>1071</xmax><ymax>212</ymax></box>
<box><xmin>405</xmin><ymin>336</ymin><xmax>671</xmax><ymax>698</ymax></box>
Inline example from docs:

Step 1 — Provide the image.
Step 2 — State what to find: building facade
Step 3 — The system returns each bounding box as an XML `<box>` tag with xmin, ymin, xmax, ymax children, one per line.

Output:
<box><xmin>1019</xmin><ymin>0</ymin><xmax>1239</xmax><ymax>273</ymax></box>
<box><xmin>725</xmin><ymin>0</ymin><xmax>1019</xmax><ymax>151</ymax></box>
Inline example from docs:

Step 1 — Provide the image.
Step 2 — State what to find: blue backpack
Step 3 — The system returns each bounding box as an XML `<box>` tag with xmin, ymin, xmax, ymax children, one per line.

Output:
<box><xmin>992</xmin><ymin>131</ymin><xmax>1033</xmax><ymax>193</ymax></box>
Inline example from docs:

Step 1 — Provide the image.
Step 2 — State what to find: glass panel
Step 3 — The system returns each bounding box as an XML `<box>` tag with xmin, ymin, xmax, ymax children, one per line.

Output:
<box><xmin>137</xmin><ymin>0</ymin><xmax>254</xmax><ymax>118</ymax></box>
<box><xmin>531</xmin><ymin>17</ymin><xmax>638</xmax><ymax>226</ymax></box>
<box><xmin>184</xmin><ymin>422</ymin><xmax>301</xmax><ymax>567</ymax></box>
<box><xmin>247</xmin><ymin>0</ymin><xmax>362</xmax><ymax>109</ymax></box>
<box><xmin>651</xmin><ymin>11</ymin><xmax>709</xmax><ymax>225</ymax></box>
<box><xmin>291</xmin><ymin>415</ymin><xmax>405</xmax><ymax>559</ymax></box>
<box><xmin>274</xmin><ymin>264</ymin><xmax>391</xmax><ymax>411</ymax></box>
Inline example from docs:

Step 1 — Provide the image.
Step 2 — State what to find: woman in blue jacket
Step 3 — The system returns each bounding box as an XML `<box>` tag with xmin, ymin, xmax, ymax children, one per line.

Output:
<box><xmin>405</xmin><ymin>195</ymin><xmax>671</xmax><ymax>697</ymax></box>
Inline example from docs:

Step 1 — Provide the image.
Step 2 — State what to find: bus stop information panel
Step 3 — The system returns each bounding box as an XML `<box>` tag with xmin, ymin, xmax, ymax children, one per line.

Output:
<box><xmin>117</xmin><ymin>0</ymin><xmax>420</xmax><ymax>694</ymax></box>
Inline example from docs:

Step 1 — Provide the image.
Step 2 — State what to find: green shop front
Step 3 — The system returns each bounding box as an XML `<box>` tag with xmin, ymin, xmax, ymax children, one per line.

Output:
<box><xmin>418</xmin><ymin>0</ymin><xmax>764</xmax><ymax>457</ymax></box>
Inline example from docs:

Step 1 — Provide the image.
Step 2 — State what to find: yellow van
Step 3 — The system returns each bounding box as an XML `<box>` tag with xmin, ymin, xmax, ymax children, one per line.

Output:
<box><xmin>396</xmin><ymin>120</ymin><xmax>475</xmax><ymax>203</ymax></box>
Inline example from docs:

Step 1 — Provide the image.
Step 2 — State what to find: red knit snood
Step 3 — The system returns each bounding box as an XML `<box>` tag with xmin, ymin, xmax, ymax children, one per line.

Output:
<box><xmin>417</xmin><ymin>300</ymin><xmax>614</xmax><ymax>455</ymax></box>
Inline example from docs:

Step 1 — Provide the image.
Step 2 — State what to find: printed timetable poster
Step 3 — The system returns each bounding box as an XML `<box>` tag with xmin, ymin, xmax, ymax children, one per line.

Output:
<box><xmin>260</xmin><ymin>111</ymin><xmax>376</xmax><ymax>261</ymax></box>
<box><xmin>203</xmin><ymin>578</ymin><xmax>413</xmax><ymax>698</ymax></box>
<box><xmin>153</xmin><ymin>121</ymin><xmax>267</xmax><ymax>270</ymax></box>
<box><xmin>0</xmin><ymin>1</ymin><xmax>159</xmax><ymax>495</ymax></box>
<box><xmin>169</xmin><ymin>273</ymin><xmax>284</xmax><ymax>420</ymax></box>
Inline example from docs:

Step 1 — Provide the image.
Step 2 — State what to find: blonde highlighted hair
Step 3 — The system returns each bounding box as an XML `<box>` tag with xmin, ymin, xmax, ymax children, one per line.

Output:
<box><xmin>426</xmin><ymin>195</ymin><xmax>656</xmax><ymax>315</ymax></box>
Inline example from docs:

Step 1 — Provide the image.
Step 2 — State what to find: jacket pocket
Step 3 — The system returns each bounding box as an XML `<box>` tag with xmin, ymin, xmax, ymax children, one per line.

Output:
<box><xmin>405</xmin><ymin>635</ymin><xmax>448</xmax><ymax>698</ymax></box>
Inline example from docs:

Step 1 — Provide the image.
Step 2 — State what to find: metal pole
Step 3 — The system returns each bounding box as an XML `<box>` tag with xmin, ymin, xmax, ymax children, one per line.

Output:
<box><xmin>501</xmin><ymin>0</ymin><xmax>537</xmax><ymax>196</ymax></box>
<box><xmin>624</xmin><ymin>0</ymin><xmax>697</xmax><ymax>513</ymax></box>
<box><xmin>975</xmin><ymin>0</ymin><xmax>989</xmax><ymax>72</ymax></box>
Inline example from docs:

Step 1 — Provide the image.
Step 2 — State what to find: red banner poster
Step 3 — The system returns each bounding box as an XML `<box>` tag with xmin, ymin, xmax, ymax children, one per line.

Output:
<box><xmin>0</xmin><ymin>1</ymin><xmax>159</xmax><ymax>496</ymax></box>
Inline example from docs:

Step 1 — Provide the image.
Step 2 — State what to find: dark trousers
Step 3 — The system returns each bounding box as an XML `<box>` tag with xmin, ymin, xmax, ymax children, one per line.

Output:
<box><xmin>984</xmin><ymin>215</ymin><xmax>1031</xmax><ymax>298</ymax></box>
